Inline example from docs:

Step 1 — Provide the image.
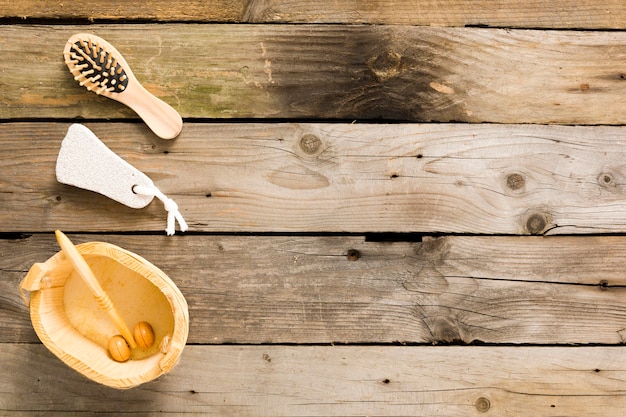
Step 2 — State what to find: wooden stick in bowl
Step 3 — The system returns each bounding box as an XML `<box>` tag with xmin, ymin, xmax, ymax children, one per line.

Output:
<box><xmin>55</xmin><ymin>230</ymin><xmax>137</xmax><ymax>349</ymax></box>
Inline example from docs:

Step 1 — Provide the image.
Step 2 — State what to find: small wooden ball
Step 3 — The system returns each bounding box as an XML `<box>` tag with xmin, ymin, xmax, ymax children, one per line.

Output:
<box><xmin>108</xmin><ymin>335</ymin><xmax>131</xmax><ymax>362</ymax></box>
<box><xmin>134</xmin><ymin>321</ymin><xmax>155</xmax><ymax>349</ymax></box>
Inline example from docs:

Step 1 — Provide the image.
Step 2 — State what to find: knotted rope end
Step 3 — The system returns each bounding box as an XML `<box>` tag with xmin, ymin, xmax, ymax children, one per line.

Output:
<box><xmin>134</xmin><ymin>184</ymin><xmax>188</xmax><ymax>236</ymax></box>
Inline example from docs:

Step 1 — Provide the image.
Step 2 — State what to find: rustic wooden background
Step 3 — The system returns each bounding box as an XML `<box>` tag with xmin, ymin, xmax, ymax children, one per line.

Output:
<box><xmin>2</xmin><ymin>1</ymin><xmax>626</xmax><ymax>415</ymax></box>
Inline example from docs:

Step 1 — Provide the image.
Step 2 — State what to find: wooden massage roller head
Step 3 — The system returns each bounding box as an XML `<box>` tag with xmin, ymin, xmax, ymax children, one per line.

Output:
<box><xmin>63</xmin><ymin>33</ymin><xmax>183</xmax><ymax>140</ymax></box>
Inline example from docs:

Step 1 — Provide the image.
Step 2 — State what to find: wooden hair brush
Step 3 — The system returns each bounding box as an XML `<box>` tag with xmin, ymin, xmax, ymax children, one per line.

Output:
<box><xmin>63</xmin><ymin>33</ymin><xmax>183</xmax><ymax>140</ymax></box>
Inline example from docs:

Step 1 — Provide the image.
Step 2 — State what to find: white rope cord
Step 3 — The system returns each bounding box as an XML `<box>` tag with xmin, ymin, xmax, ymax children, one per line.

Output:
<box><xmin>133</xmin><ymin>184</ymin><xmax>188</xmax><ymax>236</ymax></box>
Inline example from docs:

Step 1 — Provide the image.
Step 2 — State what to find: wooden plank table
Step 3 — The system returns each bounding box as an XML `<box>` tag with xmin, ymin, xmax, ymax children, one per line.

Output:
<box><xmin>2</xmin><ymin>2</ymin><xmax>626</xmax><ymax>415</ymax></box>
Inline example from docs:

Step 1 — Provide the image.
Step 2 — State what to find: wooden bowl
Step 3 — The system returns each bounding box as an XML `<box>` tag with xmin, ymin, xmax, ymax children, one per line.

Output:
<box><xmin>20</xmin><ymin>241</ymin><xmax>189</xmax><ymax>389</ymax></box>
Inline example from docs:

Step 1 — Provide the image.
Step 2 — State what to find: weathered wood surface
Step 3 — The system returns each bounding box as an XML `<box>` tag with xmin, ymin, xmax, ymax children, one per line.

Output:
<box><xmin>3</xmin><ymin>0</ymin><xmax>626</xmax><ymax>29</ymax></box>
<box><xmin>2</xmin><ymin>25</ymin><xmax>626</xmax><ymax>124</ymax></box>
<box><xmin>5</xmin><ymin>233</ymin><xmax>626</xmax><ymax>345</ymax></box>
<box><xmin>244</xmin><ymin>1</ymin><xmax>626</xmax><ymax>28</ymax></box>
<box><xmin>2</xmin><ymin>344</ymin><xmax>625</xmax><ymax>416</ymax></box>
<box><xmin>4</xmin><ymin>122</ymin><xmax>626</xmax><ymax>234</ymax></box>
<box><xmin>3</xmin><ymin>4</ymin><xmax>626</xmax><ymax>416</ymax></box>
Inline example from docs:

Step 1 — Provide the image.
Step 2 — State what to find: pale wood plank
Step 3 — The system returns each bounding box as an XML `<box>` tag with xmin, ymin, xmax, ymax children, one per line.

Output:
<box><xmin>6</xmin><ymin>234</ymin><xmax>626</xmax><ymax>345</ymax></box>
<box><xmin>2</xmin><ymin>344</ymin><xmax>625</xmax><ymax>416</ymax></box>
<box><xmin>4</xmin><ymin>123</ymin><xmax>626</xmax><ymax>234</ymax></box>
<box><xmin>3</xmin><ymin>0</ymin><xmax>626</xmax><ymax>29</ymax></box>
<box><xmin>2</xmin><ymin>25</ymin><xmax>626</xmax><ymax>124</ymax></box>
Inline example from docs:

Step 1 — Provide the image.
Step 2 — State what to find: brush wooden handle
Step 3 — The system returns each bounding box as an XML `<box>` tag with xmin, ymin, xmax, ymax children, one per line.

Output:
<box><xmin>118</xmin><ymin>82</ymin><xmax>183</xmax><ymax>140</ymax></box>
<box><xmin>55</xmin><ymin>230</ymin><xmax>137</xmax><ymax>349</ymax></box>
<box><xmin>64</xmin><ymin>33</ymin><xmax>183</xmax><ymax>140</ymax></box>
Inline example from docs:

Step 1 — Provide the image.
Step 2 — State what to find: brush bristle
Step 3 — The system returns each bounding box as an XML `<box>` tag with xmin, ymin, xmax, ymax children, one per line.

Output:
<box><xmin>65</xmin><ymin>37</ymin><xmax>129</xmax><ymax>95</ymax></box>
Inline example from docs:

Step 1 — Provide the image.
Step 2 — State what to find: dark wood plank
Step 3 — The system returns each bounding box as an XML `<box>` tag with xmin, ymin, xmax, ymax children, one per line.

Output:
<box><xmin>2</xmin><ymin>25</ymin><xmax>626</xmax><ymax>123</ymax></box>
<box><xmin>243</xmin><ymin>0</ymin><xmax>626</xmax><ymax>29</ymax></box>
<box><xmin>3</xmin><ymin>0</ymin><xmax>626</xmax><ymax>29</ymax></box>
<box><xmin>0</xmin><ymin>0</ymin><xmax>248</xmax><ymax>21</ymax></box>
<box><xmin>7</xmin><ymin>234</ymin><xmax>626</xmax><ymax>345</ymax></box>
<box><xmin>2</xmin><ymin>344</ymin><xmax>625</xmax><ymax>415</ymax></box>
<box><xmin>4</xmin><ymin>123</ymin><xmax>626</xmax><ymax>234</ymax></box>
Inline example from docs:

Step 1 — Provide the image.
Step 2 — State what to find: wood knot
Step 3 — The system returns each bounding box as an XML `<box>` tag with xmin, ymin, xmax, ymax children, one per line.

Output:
<box><xmin>298</xmin><ymin>134</ymin><xmax>322</xmax><ymax>155</ymax></box>
<box><xmin>368</xmin><ymin>51</ymin><xmax>402</xmax><ymax>82</ymax></box>
<box><xmin>526</xmin><ymin>213</ymin><xmax>548</xmax><ymax>235</ymax></box>
<box><xmin>418</xmin><ymin>237</ymin><xmax>449</xmax><ymax>260</ymax></box>
<box><xmin>429</xmin><ymin>81</ymin><xmax>455</xmax><ymax>95</ymax></box>
<box><xmin>346</xmin><ymin>249</ymin><xmax>361</xmax><ymax>261</ymax></box>
<box><xmin>506</xmin><ymin>173</ymin><xmax>525</xmax><ymax>191</ymax></box>
<box><xmin>475</xmin><ymin>397</ymin><xmax>491</xmax><ymax>413</ymax></box>
<box><xmin>598</xmin><ymin>172</ymin><xmax>615</xmax><ymax>187</ymax></box>
<box><xmin>423</xmin><ymin>316</ymin><xmax>462</xmax><ymax>343</ymax></box>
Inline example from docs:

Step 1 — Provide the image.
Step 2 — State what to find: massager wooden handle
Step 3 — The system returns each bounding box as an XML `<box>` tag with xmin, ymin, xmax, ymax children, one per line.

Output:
<box><xmin>55</xmin><ymin>230</ymin><xmax>137</xmax><ymax>349</ymax></box>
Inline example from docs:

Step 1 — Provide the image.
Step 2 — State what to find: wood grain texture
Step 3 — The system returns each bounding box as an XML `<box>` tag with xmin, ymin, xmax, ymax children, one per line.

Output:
<box><xmin>2</xmin><ymin>344</ymin><xmax>626</xmax><ymax>415</ymax></box>
<box><xmin>2</xmin><ymin>25</ymin><xmax>626</xmax><ymax>124</ymax></box>
<box><xmin>0</xmin><ymin>0</ymin><xmax>248</xmax><ymax>22</ymax></box>
<box><xmin>7</xmin><ymin>234</ymin><xmax>626</xmax><ymax>345</ymax></box>
<box><xmin>4</xmin><ymin>123</ymin><xmax>626</xmax><ymax>234</ymax></box>
<box><xmin>3</xmin><ymin>0</ymin><xmax>626</xmax><ymax>29</ymax></box>
<box><xmin>4</xmin><ymin>5</ymin><xmax>626</xmax><ymax>416</ymax></box>
<box><xmin>243</xmin><ymin>0</ymin><xmax>626</xmax><ymax>28</ymax></box>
